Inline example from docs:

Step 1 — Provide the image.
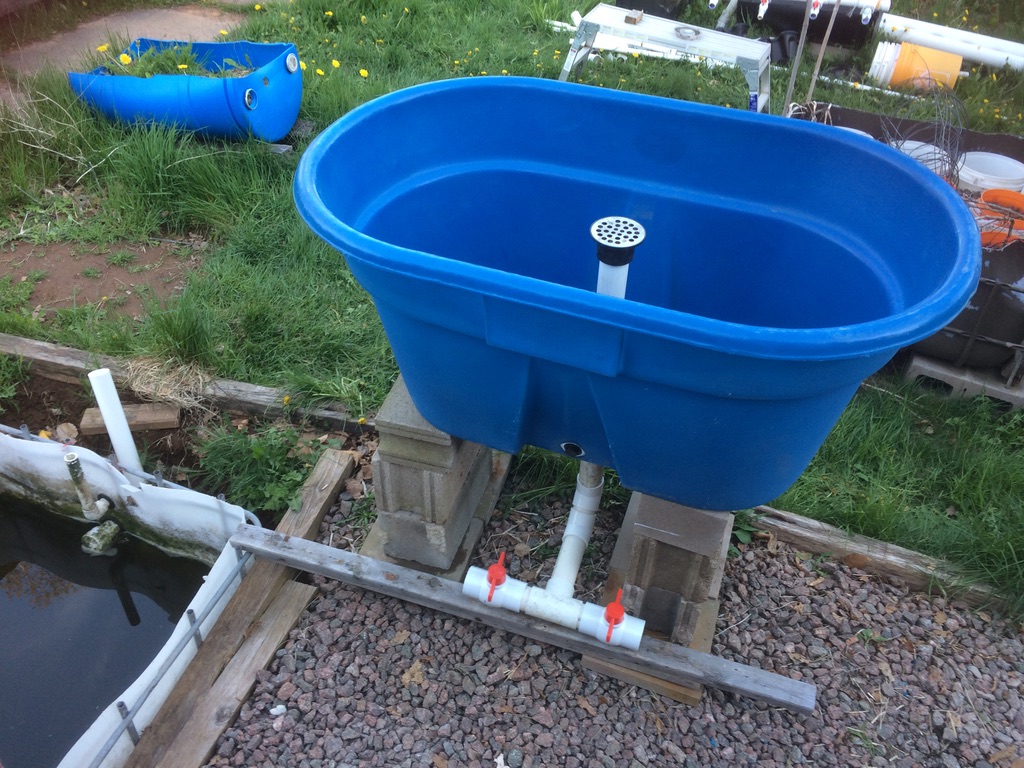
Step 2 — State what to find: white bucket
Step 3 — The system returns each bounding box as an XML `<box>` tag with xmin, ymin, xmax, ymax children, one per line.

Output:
<box><xmin>958</xmin><ymin>151</ymin><xmax>1024</xmax><ymax>194</ymax></box>
<box><xmin>891</xmin><ymin>139</ymin><xmax>954</xmax><ymax>175</ymax></box>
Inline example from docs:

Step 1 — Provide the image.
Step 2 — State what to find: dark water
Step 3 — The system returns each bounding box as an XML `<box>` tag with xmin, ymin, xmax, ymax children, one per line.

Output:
<box><xmin>0</xmin><ymin>496</ymin><xmax>207</xmax><ymax>768</ymax></box>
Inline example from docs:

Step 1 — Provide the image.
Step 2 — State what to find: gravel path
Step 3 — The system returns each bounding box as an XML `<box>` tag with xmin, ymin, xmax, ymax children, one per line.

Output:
<box><xmin>205</xmin><ymin>490</ymin><xmax>1024</xmax><ymax>768</ymax></box>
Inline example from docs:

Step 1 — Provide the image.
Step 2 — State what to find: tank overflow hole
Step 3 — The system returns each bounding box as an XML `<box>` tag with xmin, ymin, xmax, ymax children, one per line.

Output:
<box><xmin>560</xmin><ymin>442</ymin><xmax>585</xmax><ymax>459</ymax></box>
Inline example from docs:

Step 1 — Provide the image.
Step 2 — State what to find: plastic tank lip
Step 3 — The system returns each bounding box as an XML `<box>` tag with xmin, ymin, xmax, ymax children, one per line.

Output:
<box><xmin>294</xmin><ymin>77</ymin><xmax>981</xmax><ymax>363</ymax></box>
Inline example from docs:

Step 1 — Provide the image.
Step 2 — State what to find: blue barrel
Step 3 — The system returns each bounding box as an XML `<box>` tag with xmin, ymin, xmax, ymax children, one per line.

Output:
<box><xmin>294</xmin><ymin>77</ymin><xmax>979</xmax><ymax>510</ymax></box>
<box><xmin>68</xmin><ymin>39</ymin><xmax>302</xmax><ymax>142</ymax></box>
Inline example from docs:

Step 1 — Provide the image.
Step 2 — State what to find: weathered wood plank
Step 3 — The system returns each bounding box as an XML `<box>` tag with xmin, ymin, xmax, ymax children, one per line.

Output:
<box><xmin>154</xmin><ymin>580</ymin><xmax>317</xmax><ymax>768</ymax></box>
<box><xmin>79</xmin><ymin>403</ymin><xmax>181</xmax><ymax>435</ymax></box>
<box><xmin>231</xmin><ymin>525</ymin><xmax>817</xmax><ymax>715</ymax></box>
<box><xmin>124</xmin><ymin>449</ymin><xmax>354</xmax><ymax>768</ymax></box>
<box><xmin>753</xmin><ymin>505</ymin><xmax>1003</xmax><ymax>609</ymax></box>
<box><xmin>0</xmin><ymin>333</ymin><xmax>363</xmax><ymax>430</ymax></box>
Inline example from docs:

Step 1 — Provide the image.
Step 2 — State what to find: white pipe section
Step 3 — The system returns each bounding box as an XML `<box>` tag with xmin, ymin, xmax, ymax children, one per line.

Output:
<box><xmin>463</xmin><ymin>567</ymin><xmax>645</xmax><ymax>649</ymax></box>
<box><xmin>879</xmin><ymin>13</ymin><xmax>1024</xmax><ymax>70</ymax></box>
<box><xmin>596</xmin><ymin>263</ymin><xmax>629</xmax><ymax>300</ymax></box>
<box><xmin>87</xmin><ymin>368</ymin><xmax>144</xmax><ymax>475</ymax></box>
<box><xmin>545</xmin><ymin>464</ymin><xmax>603</xmax><ymax>599</ymax></box>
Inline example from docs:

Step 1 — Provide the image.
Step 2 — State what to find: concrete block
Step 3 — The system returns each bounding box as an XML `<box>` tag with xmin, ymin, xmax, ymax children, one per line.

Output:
<box><xmin>372</xmin><ymin>439</ymin><xmax>490</xmax><ymax>525</ymax></box>
<box><xmin>625</xmin><ymin>493</ymin><xmax>733</xmax><ymax>604</ymax></box>
<box><xmin>375</xmin><ymin>376</ymin><xmax>459</xmax><ymax>470</ymax></box>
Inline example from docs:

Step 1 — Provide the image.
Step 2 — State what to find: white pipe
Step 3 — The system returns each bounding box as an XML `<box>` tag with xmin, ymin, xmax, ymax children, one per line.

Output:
<box><xmin>879</xmin><ymin>13</ymin><xmax>1024</xmax><ymax>70</ymax></box>
<box><xmin>463</xmin><ymin>566</ymin><xmax>645</xmax><ymax>649</ymax></box>
<box><xmin>87</xmin><ymin>368</ymin><xmax>144</xmax><ymax>475</ymax></box>
<box><xmin>596</xmin><ymin>263</ymin><xmax>629</xmax><ymax>300</ymax></box>
<box><xmin>545</xmin><ymin>464</ymin><xmax>602</xmax><ymax>598</ymax></box>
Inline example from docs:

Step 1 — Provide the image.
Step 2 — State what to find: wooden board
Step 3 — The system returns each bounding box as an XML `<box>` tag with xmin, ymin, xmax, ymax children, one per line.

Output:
<box><xmin>79</xmin><ymin>403</ymin><xmax>181</xmax><ymax>435</ymax></box>
<box><xmin>0</xmin><ymin>333</ymin><xmax>363</xmax><ymax>430</ymax></box>
<box><xmin>154</xmin><ymin>580</ymin><xmax>317</xmax><ymax>768</ymax></box>
<box><xmin>753</xmin><ymin>505</ymin><xmax>1003</xmax><ymax>609</ymax></box>
<box><xmin>231</xmin><ymin>525</ymin><xmax>817</xmax><ymax>715</ymax></box>
<box><xmin>124</xmin><ymin>449</ymin><xmax>354</xmax><ymax>768</ymax></box>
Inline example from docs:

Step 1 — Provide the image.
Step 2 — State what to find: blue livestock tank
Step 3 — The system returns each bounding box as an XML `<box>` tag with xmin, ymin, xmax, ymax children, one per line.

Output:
<box><xmin>68</xmin><ymin>39</ymin><xmax>302</xmax><ymax>142</ymax></box>
<box><xmin>294</xmin><ymin>77</ymin><xmax>979</xmax><ymax>510</ymax></box>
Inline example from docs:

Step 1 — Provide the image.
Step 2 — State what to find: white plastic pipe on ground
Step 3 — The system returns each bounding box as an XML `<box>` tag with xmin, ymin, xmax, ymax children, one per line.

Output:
<box><xmin>87</xmin><ymin>368</ymin><xmax>144</xmax><ymax>475</ymax></box>
<box><xmin>879</xmin><ymin>13</ymin><xmax>1024</xmax><ymax>71</ymax></box>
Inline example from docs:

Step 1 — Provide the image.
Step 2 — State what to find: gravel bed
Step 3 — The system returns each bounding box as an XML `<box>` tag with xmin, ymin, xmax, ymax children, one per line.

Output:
<box><xmin>205</xmin><ymin>489</ymin><xmax>1024</xmax><ymax>768</ymax></box>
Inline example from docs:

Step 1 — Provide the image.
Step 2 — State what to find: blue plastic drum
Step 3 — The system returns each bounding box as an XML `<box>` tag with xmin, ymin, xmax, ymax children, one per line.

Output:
<box><xmin>68</xmin><ymin>39</ymin><xmax>302</xmax><ymax>142</ymax></box>
<box><xmin>295</xmin><ymin>77</ymin><xmax>979</xmax><ymax>510</ymax></box>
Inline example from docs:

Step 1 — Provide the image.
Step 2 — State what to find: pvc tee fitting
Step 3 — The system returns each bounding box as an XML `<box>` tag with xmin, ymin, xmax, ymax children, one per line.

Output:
<box><xmin>463</xmin><ymin>563</ymin><xmax>645</xmax><ymax>650</ymax></box>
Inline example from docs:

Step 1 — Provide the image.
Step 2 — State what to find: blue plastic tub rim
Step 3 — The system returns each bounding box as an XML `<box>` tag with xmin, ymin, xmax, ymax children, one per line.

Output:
<box><xmin>294</xmin><ymin>76</ymin><xmax>980</xmax><ymax>362</ymax></box>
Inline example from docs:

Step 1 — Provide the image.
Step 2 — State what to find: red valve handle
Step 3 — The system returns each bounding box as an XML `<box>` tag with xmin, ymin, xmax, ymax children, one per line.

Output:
<box><xmin>604</xmin><ymin>588</ymin><xmax>625</xmax><ymax>643</ymax></box>
<box><xmin>486</xmin><ymin>552</ymin><xmax>507</xmax><ymax>603</ymax></box>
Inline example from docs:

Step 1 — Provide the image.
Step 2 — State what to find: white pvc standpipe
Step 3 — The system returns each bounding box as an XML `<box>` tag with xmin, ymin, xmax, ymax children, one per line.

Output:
<box><xmin>87</xmin><ymin>368</ymin><xmax>144</xmax><ymax>475</ymax></box>
<box><xmin>879</xmin><ymin>13</ymin><xmax>1024</xmax><ymax>70</ymax></box>
<box><xmin>546</xmin><ymin>462</ymin><xmax>603</xmax><ymax>598</ymax></box>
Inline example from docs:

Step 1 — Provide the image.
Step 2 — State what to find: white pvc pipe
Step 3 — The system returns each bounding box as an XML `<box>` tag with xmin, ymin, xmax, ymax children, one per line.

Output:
<box><xmin>596</xmin><ymin>263</ymin><xmax>629</xmax><ymax>299</ymax></box>
<box><xmin>879</xmin><ymin>13</ymin><xmax>1024</xmax><ymax>70</ymax></box>
<box><xmin>545</xmin><ymin>465</ymin><xmax>602</xmax><ymax>598</ymax></box>
<box><xmin>87</xmin><ymin>368</ymin><xmax>144</xmax><ymax>475</ymax></box>
<box><xmin>463</xmin><ymin>567</ymin><xmax>645</xmax><ymax>649</ymax></box>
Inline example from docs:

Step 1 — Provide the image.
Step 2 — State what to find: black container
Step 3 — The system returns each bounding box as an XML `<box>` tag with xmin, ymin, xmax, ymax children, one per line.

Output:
<box><xmin>913</xmin><ymin>241</ymin><xmax>1024</xmax><ymax>369</ymax></box>
<box><xmin>736</xmin><ymin>0</ymin><xmax>879</xmax><ymax>48</ymax></box>
<box><xmin>615</xmin><ymin>0</ymin><xmax>689</xmax><ymax>19</ymax></box>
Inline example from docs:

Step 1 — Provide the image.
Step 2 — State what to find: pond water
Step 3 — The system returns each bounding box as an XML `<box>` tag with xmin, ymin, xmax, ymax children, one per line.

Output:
<box><xmin>0</xmin><ymin>496</ymin><xmax>207</xmax><ymax>768</ymax></box>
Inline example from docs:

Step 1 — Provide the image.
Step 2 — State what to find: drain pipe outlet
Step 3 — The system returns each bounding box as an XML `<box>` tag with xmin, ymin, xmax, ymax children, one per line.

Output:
<box><xmin>65</xmin><ymin>452</ymin><xmax>111</xmax><ymax>521</ymax></box>
<box><xmin>87</xmin><ymin>368</ymin><xmax>144</xmax><ymax>475</ymax></box>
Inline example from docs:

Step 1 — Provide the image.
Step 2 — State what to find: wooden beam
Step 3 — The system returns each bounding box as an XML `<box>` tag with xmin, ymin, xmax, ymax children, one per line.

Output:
<box><xmin>154</xmin><ymin>580</ymin><xmax>317</xmax><ymax>768</ymax></box>
<box><xmin>0</xmin><ymin>333</ymin><xmax>364</xmax><ymax>430</ymax></box>
<box><xmin>79</xmin><ymin>403</ymin><xmax>181</xmax><ymax>435</ymax></box>
<box><xmin>230</xmin><ymin>525</ymin><xmax>817</xmax><ymax>715</ymax></box>
<box><xmin>124</xmin><ymin>449</ymin><xmax>354</xmax><ymax>768</ymax></box>
<box><xmin>753</xmin><ymin>505</ymin><xmax>1003</xmax><ymax>610</ymax></box>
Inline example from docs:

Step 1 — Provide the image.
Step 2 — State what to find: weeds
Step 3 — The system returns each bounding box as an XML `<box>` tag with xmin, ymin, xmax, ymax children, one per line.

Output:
<box><xmin>0</xmin><ymin>356</ymin><xmax>27</xmax><ymax>414</ymax></box>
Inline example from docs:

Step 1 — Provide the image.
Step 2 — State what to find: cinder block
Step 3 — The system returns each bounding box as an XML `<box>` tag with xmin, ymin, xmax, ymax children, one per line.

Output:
<box><xmin>375</xmin><ymin>376</ymin><xmax>461</xmax><ymax>471</ymax></box>
<box><xmin>625</xmin><ymin>493</ymin><xmax>733</xmax><ymax>604</ymax></box>
<box><xmin>372</xmin><ymin>440</ymin><xmax>490</xmax><ymax>525</ymax></box>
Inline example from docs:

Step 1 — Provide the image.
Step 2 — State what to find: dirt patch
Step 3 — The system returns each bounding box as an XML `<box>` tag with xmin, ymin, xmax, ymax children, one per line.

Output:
<box><xmin>1</xmin><ymin>236</ymin><xmax>202</xmax><ymax>319</ymax></box>
<box><xmin>0</xmin><ymin>373</ymin><xmax>197</xmax><ymax>474</ymax></box>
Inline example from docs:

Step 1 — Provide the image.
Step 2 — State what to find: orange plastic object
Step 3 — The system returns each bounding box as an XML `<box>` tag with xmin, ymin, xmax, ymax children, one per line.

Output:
<box><xmin>603</xmin><ymin>588</ymin><xmax>626</xmax><ymax>643</ymax></box>
<box><xmin>486</xmin><ymin>552</ymin><xmax>507</xmax><ymax>603</ymax></box>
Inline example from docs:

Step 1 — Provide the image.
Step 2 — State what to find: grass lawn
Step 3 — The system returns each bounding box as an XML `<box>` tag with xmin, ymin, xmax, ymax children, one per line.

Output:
<box><xmin>2</xmin><ymin>0</ymin><xmax>1024</xmax><ymax>611</ymax></box>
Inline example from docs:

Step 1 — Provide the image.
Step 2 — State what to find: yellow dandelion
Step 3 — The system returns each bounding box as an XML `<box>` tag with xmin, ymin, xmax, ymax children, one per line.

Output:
<box><xmin>501</xmin><ymin>69</ymin><xmax>508</xmax><ymax>74</ymax></box>
<box><xmin>454</xmin><ymin>59</ymin><xmax>460</xmax><ymax>65</ymax></box>
<box><xmin>96</xmin><ymin>43</ymin><xmax>109</xmax><ymax>53</ymax></box>
<box><xmin>254</xmin><ymin>2</ymin><xmax>261</xmax><ymax>8</ymax></box>
<box><xmin>332</xmin><ymin>59</ymin><xmax>340</xmax><ymax>68</ymax></box>
<box><xmin>299</xmin><ymin>60</ymin><xmax>307</xmax><ymax>70</ymax></box>
<box><xmin>533</xmin><ymin>49</ymin><xmax>539</xmax><ymax>56</ymax></box>
<box><xmin>359</xmin><ymin>68</ymin><xmax>369</xmax><ymax>77</ymax></box>
<box><xmin>480</xmin><ymin>70</ymin><xmax>487</xmax><ymax>75</ymax></box>
<box><xmin>376</xmin><ymin>38</ymin><xmax>383</xmax><ymax>44</ymax></box>
<box><xmin>177</xmin><ymin>63</ymin><xmax>188</xmax><ymax>70</ymax></box>
<box><xmin>404</xmin><ymin>6</ymin><xmax>409</xmax><ymax>12</ymax></box>
<box><xmin>316</xmin><ymin>68</ymin><xmax>324</xmax><ymax>75</ymax></box>
<box><xmin>358</xmin><ymin>417</ymin><xmax>367</xmax><ymax>425</ymax></box>
<box><xmin>283</xmin><ymin>395</ymin><xmax>291</xmax><ymax>406</ymax></box>
<box><xmin>360</xmin><ymin>14</ymin><xmax>367</xmax><ymax>23</ymax></box>
<box><xmin>119</xmin><ymin>53</ymin><xmax>132</xmax><ymax>65</ymax></box>
<box><xmin>325</xmin><ymin>10</ymin><xmax>333</xmax><ymax>16</ymax></box>
<box><xmin>219</xmin><ymin>29</ymin><xmax>228</xmax><ymax>35</ymax></box>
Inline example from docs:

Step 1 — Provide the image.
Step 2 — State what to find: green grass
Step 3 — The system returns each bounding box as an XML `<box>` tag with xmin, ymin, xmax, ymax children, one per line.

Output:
<box><xmin>1</xmin><ymin>0</ymin><xmax>1024</xmax><ymax>604</ymax></box>
<box><xmin>776</xmin><ymin>374</ymin><xmax>1024</xmax><ymax>615</ymax></box>
<box><xmin>0</xmin><ymin>355</ymin><xmax>28</xmax><ymax>414</ymax></box>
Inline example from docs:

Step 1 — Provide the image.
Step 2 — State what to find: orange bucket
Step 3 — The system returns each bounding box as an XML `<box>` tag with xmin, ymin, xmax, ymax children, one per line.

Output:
<box><xmin>890</xmin><ymin>43</ymin><xmax>963</xmax><ymax>89</ymax></box>
<box><xmin>976</xmin><ymin>188</ymin><xmax>1024</xmax><ymax>248</ymax></box>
